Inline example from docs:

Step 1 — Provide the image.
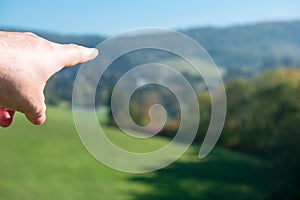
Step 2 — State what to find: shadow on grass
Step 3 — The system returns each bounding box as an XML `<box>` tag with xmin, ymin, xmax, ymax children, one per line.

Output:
<box><xmin>130</xmin><ymin>148</ymin><xmax>274</xmax><ymax>200</ymax></box>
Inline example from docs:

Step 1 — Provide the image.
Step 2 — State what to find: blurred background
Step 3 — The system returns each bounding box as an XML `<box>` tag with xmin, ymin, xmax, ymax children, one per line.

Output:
<box><xmin>1</xmin><ymin>0</ymin><xmax>300</xmax><ymax>199</ymax></box>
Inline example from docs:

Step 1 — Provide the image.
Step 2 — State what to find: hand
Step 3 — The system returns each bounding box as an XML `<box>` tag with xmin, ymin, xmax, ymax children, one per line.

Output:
<box><xmin>0</xmin><ymin>31</ymin><xmax>98</xmax><ymax>127</ymax></box>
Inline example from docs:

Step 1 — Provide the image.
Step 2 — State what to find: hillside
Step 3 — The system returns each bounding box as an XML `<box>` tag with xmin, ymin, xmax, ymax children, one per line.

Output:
<box><xmin>3</xmin><ymin>20</ymin><xmax>300</xmax><ymax>70</ymax></box>
<box><xmin>184</xmin><ymin>20</ymin><xmax>300</xmax><ymax>70</ymax></box>
<box><xmin>2</xmin><ymin>20</ymin><xmax>300</xmax><ymax>104</ymax></box>
<box><xmin>0</xmin><ymin>107</ymin><xmax>275</xmax><ymax>200</ymax></box>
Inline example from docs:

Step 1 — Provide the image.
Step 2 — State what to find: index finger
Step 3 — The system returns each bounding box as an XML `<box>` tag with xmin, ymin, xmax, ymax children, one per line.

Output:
<box><xmin>57</xmin><ymin>44</ymin><xmax>99</xmax><ymax>67</ymax></box>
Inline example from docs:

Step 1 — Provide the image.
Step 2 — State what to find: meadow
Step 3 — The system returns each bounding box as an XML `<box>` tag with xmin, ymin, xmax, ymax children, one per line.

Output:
<box><xmin>0</xmin><ymin>107</ymin><xmax>274</xmax><ymax>200</ymax></box>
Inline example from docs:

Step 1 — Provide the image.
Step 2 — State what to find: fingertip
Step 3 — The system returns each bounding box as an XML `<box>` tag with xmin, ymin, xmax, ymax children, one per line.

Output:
<box><xmin>0</xmin><ymin>108</ymin><xmax>15</xmax><ymax>128</ymax></box>
<box><xmin>25</xmin><ymin>109</ymin><xmax>46</xmax><ymax>126</ymax></box>
<box><xmin>85</xmin><ymin>48</ymin><xmax>99</xmax><ymax>61</ymax></box>
<box><xmin>0</xmin><ymin>120</ymin><xmax>12</xmax><ymax>128</ymax></box>
<box><xmin>33</xmin><ymin>114</ymin><xmax>46</xmax><ymax>125</ymax></box>
<box><xmin>58</xmin><ymin>44</ymin><xmax>99</xmax><ymax>68</ymax></box>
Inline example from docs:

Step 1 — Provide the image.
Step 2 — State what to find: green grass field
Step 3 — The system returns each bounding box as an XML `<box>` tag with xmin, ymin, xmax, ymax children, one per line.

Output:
<box><xmin>0</xmin><ymin>107</ymin><xmax>274</xmax><ymax>200</ymax></box>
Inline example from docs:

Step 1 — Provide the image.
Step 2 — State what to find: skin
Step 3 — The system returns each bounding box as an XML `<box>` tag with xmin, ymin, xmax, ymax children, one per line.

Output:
<box><xmin>0</xmin><ymin>31</ymin><xmax>98</xmax><ymax>127</ymax></box>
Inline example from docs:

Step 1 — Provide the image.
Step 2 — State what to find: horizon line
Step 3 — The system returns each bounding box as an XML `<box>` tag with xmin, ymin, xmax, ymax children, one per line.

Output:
<box><xmin>1</xmin><ymin>18</ymin><xmax>299</xmax><ymax>37</ymax></box>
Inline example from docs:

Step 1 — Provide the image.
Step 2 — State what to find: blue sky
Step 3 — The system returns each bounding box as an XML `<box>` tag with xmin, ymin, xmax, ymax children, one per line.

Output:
<box><xmin>1</xmin><ymin>0</ymin><xmax>300</xmax><ymax>36</ymax></box>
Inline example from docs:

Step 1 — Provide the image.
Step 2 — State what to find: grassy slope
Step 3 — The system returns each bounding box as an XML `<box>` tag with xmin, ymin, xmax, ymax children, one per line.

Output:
<box><xmin>0</xmin><ymin>107</ymin><xmax>273</xmax><ymax>200</ymax></box>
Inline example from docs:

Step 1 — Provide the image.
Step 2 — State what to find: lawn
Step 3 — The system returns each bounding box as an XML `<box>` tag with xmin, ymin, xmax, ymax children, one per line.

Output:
<box><xmin>0</xmin><ymin>107</ymin><xmax>274</xmax><ymax>200</ymax></box>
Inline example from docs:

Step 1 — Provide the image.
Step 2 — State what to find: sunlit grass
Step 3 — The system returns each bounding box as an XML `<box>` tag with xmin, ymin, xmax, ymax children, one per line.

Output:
<box><xmin>0</xmin><ymin>107</ymin><xmax>273</xmax><ymax>200</ymax></box>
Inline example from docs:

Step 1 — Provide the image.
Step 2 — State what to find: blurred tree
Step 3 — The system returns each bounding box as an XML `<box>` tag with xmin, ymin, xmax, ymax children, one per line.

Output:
<box><xmin>218</xmin><ymin>68</ymin><xmax>300</xmax><ymax>199</ymax></box>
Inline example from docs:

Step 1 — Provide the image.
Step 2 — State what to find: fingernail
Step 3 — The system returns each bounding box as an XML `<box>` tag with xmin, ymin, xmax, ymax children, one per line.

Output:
<box><xmin>2</xmin><ymin>111</ymin><xmax>11</xmax><ymax>119</ymax></box>
<box><xmin>86</xmin><ymin>48</ymin><xmax>99</xmax><ymax>61</ymax></box>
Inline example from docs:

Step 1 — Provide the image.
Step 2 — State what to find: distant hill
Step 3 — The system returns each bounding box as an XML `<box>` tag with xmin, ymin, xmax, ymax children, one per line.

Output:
<box><xmin>3</xmin><ymin>20</ymin><xmax>300</xmax><ymax>71</ymax></box>
<box><xmin>183</xmin><ymin>20</ymin><xmax>300</xmax><ymax>71</ymax></box>
<box><xmin>2</xmin><ymin>20</ymin><xmax>300</xmax><ymax>104</ymax></box>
